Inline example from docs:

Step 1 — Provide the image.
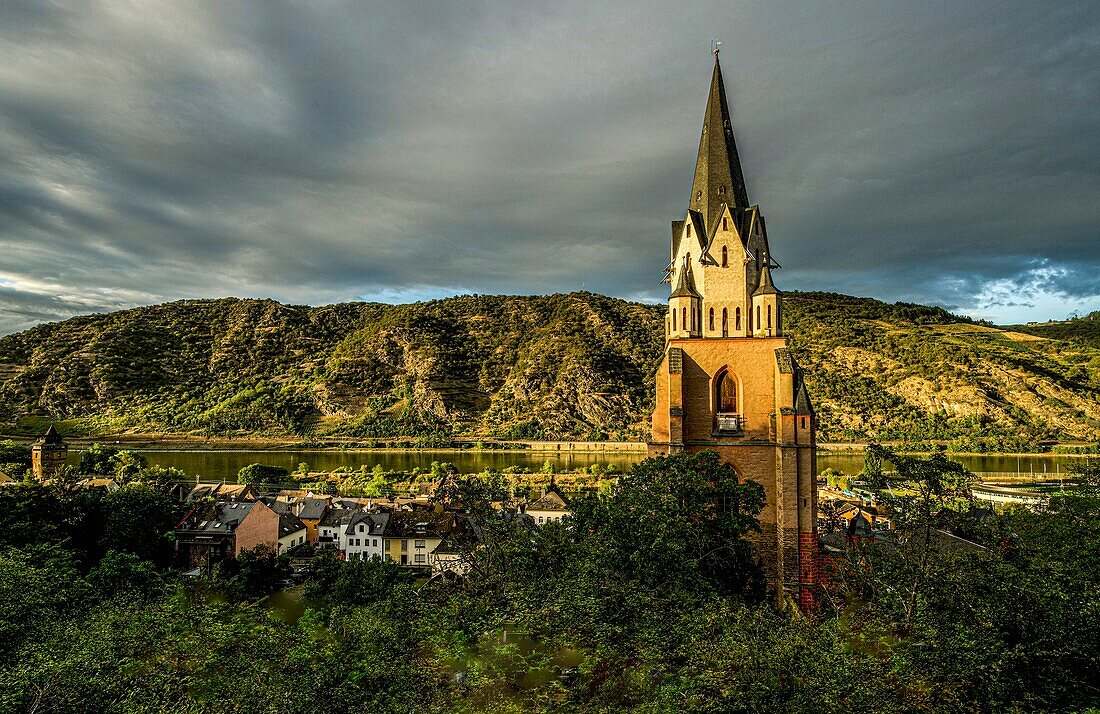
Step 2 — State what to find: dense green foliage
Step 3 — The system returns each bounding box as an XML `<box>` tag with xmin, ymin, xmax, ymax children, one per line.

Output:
<box><xmin>0</xmin><ymin>292</ymin><xmax>1097</xmax><ymax>448</ymax></box>
<box><xmin>0</xmin><ymin>438</ymin><xmax>31</xmax><ymax>477</ymax></box>
<box><xmin>79</xmin><ymin>443</ymin><xmax>148</xmax><ymax>482</ymax></box>
<box><xmin>237</xmin><ymin>462</ymin><xmax>291</xmax><ymax>486</ymax></box>
<box><xmin>1</xmin><ymin>451</ymin><xmax>1099</xmax><ymax>711</ymax></box>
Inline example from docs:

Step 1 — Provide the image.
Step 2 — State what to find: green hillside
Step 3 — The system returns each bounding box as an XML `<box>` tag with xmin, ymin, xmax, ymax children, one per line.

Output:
<box><xmin>1012</xmin><ymin>311</ymin><xmax>1100</xmax><ymax>349</ymax></box>
<box><xmin>0</xmin><ymin>292</ymin><xmax>1097</xmax><ymax>449</ymax></box>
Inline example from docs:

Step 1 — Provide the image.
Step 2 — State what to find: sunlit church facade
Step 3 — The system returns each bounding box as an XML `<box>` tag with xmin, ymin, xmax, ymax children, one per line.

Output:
<box><xmin>649</xmin><ymin>51</ymin><xmax>817</xmax><ymax>612</ymax></box>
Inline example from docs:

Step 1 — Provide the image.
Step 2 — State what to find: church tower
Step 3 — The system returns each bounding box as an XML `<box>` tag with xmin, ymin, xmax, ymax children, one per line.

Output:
<box><xmin>650</xmin><ymin>49</ymin><xmax>817</xmax><ymax>611</ymax></box>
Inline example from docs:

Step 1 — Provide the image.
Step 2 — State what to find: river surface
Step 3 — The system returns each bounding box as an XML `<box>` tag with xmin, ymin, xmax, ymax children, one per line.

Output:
<box><xmin>65</xmin><ymin>448</ymin><xmax>1094</xmax><ymax>484</ymax></box>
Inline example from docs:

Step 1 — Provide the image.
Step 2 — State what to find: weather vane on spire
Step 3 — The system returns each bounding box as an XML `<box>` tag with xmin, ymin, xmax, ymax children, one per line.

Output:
<box><xmin>713</xmin><ymin>38</ymin><xmax>722</xmax><ymax>56</ymax></box>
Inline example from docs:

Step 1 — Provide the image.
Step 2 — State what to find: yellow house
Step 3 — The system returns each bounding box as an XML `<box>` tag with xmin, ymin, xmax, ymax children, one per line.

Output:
<box><xmin>382</xmin><ymin>511</ymin><xmax>453</xmax><ymax>567</ymax></box>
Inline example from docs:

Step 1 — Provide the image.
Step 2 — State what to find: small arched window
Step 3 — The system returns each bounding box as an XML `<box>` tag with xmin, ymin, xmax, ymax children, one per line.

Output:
<box><xmin>721</xmin><ymin>245</ymin><xmax>728</xmax><ymax>267</ymax></box>
<box><xmin>709</xmin><ymin>308</ymin><xmax>715</xmax><ymax>331</ymax></box>
<box><xmin>671</xmin><ymin>309</ymin><xmax>676</xmax><ymax>332</ymax></box>
<box><xmin>721</xmin><ymin>308</ymin><xmax>728</xmax><ymax>337</ymax></box>
<box><xmin>682</xmin><ymin>307</ymin><xmax>687</xmax><ymax>331</ymax></box>
<box><xmin>686</xmin><ymin>224</ymin><xmax>692</xmax><ymax>237</ymax></box>
<box><xmin>722</xmin><ymin>217</ymin><xmax>728</xmax><ymax>231</ymax></box>
<box><xmin>756</xmin><ymin>305</ymin><xmax>762</xmax><ymax>330</ymax></box>
<box><xmin>717</xmin><ymin>371</ymin><xmax>737</xmax><ymax>413</ymax></box>
<box><xmin>735</xmin><ymin>307</ymin><xmax>741</xmax><ymax>331</ymax></box>
<box><xmin>768</xmin><ymin>304</ymin><xmax>773</xmax><ymax>329</ymax></box>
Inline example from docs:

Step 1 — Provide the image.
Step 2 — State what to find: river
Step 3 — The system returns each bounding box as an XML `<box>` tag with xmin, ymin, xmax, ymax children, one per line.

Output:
<box><xmin>64</xmin><ymin>448</ymin><xmax>1093</xmax><ymax>484</ymax></box>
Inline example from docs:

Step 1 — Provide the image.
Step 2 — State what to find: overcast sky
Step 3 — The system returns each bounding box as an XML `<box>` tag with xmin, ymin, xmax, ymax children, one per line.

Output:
<box><xmin>0</xmin><ymin>0</ymin><xmax>1097</xmax><ymax>334</ymax></box>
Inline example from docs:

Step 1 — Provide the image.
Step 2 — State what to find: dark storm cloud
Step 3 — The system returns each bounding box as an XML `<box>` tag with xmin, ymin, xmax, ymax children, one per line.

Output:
<box><xmin>0</xmin><ymin>0</ymin><xmax>1096</xmax><ymax>334</ymax></box>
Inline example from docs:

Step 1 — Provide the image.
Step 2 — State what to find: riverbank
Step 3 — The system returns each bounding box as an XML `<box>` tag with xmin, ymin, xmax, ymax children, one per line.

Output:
<box><xmin>5</xmin><ymin>431</ymin><xmax>1097</xmax><ymax>459</ymax></box>
<box><xmin>0</xmin><ymin>432</ymin><xmax>651</xmax><ymax>452</ymax></box>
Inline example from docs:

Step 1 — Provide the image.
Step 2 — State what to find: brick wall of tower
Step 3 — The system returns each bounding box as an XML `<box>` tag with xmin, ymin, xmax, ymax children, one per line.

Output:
<box><xmin>32</xmin><ymin>445</ymin><xmax>67</xmax><ymax>480</ymax></box>
<box><xmin>649</xmin><ymin>336</ymin><xmax>817</xmax><ymax>612</ymax></box>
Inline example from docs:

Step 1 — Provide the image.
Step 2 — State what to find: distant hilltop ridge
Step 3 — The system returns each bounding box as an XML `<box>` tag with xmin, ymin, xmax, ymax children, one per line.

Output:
<box><xmin>0</xmin><ymin>291</ymin><xmax>1097</xmax><ymax>449</ymax></box>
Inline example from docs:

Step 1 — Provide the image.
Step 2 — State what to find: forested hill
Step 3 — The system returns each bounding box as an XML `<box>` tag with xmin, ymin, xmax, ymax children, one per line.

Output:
<box><xmin>0</xmin><ymin>292</ymin><xmax>1097</xmax><ymax>449</ymax></box>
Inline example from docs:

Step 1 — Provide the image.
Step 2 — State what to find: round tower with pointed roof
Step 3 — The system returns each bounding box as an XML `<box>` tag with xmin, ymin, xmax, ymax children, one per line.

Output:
<box><xmin>32</xmin><ymin>424</ymin><xmax>68</xmax><ymax>480</ymax></box>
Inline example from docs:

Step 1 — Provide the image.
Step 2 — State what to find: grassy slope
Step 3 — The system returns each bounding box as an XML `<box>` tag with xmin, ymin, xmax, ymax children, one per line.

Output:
<box><xmin>0</xmin><ymin>292</ymin><xmax>1097</xmax><ymax>447</ymax></box>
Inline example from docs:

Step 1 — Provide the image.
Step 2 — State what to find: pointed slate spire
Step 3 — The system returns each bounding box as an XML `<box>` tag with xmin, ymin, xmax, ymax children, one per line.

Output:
<box><xmin>670</xmin><ymin>259</ymin><xmax>702</xmax><ymax>298</ymax></box>
<box><xmin>689</xmin><ymin>50</ymin><xmax>750</xmax><ymax>236</ymax></box>
<box><xmin>794</xmin><ymin>372</ymin><xmax>814</xmax><ymax>415</ymax></box>
<box><xmin>39</xmin><ymin>424</ymin><xmax>64</xmax><ymax>445</ymax></box>
<box><xmin>752</xmin><ymin>257</ymin><xmax>779</xmax><ymax>296</ymax></box>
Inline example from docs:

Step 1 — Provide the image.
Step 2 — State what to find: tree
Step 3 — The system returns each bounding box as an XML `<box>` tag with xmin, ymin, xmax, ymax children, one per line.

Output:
<box><xmin>305</xmin><ymin>552</ymin><xmax>413</xmax><ymax>606</ymax></box>
<box><xmin>77</xmin><ymin>444</ymin><xmax>147</xmax><ymax>483</ymax></box>
<box><xmin>111</xmin><ymin>450</ymin><xmax>147</xmax><ymax>484</ymax></box>
<box><xmin>236</xmin><ymin>463</ymin><xmax>289</xmax><ymax>486</ymax></box>
<box><xmin>581</xmin><ymin>450</ymin><xmax>766</xmax><ymax>598</ymax></box>
<box><xmin>0</xmin><ymin>439</ymin><xmax>31</xmax><ymax>477</ymax></box>
<box><xmin>135</xmin><ymin>464</ymin><xmax>188</xmax><ymax>494</ymax></box>
<box><xmin>214</xmin><ymin>545</ymin><xmax>290</xmax><ymax>602</ymax></box>
<box><xmin>833</xmin><ymin>444</ymin><xmax>974</xmax><ymax>626</ymax></box>
<box><xmin>99</xmin><ymin>485</ymin><xmax>183</xmax><ymax>565</ymax></box>
<box><xmin>85</xmin><ymin>551</ymin><xmax>163</xmax><ymax>599</ymax></box>
<box><xmin>78</xmin><ymin>443</ymin><xmax>120</xmax><ymax>476</ymax></box>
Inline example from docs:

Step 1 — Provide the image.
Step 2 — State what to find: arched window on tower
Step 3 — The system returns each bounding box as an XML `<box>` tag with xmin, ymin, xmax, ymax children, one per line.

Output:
<box><xmin>721</xmin><ymin>245</ymin><xmax>728</xmax><ymax>267</ymax></box>
<box><xmin>767</xmin><ymin>304</ymin><xmax>773</xmax><ymax>329</ymax></box>
<box><xmin>682</xmin><ymin>307</ymin><xmax>687</xmax><ymax>332</ymax></box>
<box><xmin>735</xmin><ymin>307</ymin><xmax>741</xmax><ymax>331</ymax></box>
<box><xmin>721</xmin><ymin>308</ymin><xmax>728</xmax><ymax>337</ymax></box>
<box><xmin>756</xmin><ymin>305</ymin><xmax>762</xmax><ymax>331</ymax></box>
<box><xmin>671</xmin><ymin>309</ymin><xmax>676</xmax><ymax>332</ymax></box>
<box><xmin>715</xmin><ymin>370</ymin><xmax>740</xmax><ymax>432</ymax></box>
<box><xmin>708</xmin><ymin>308</ymin><xmax>714</xmax><ymax>332</ymax></box>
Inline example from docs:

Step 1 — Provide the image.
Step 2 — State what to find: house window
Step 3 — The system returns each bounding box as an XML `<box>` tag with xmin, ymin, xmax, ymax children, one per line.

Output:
<box><xmin>415</xmin><ymin>539</ymin><xmax>426</xmax><ymax>549</ymax></box>
<box><xmin>359</xmin><ymin>524</ymin><xmax>364</xmax><ymax>532</ymax></box>
<box><xmin>384</xmin><ymin>540</ymin><xmax>391</xmax><ymax>551</ymax></box>
<box><xmin>721</xmin><ymin>308</ymin><xmax>728</xmax><ymax>337</ymax></box>
<box><xmin>415</xmin><ymin>554</ymin><xmax>426</xmax><ymax>564</ymax></box>
<box><xmin>721</xmin><ymin>245</ymin><xmax>727</xmax><ymax>267</ymax></box>
<box><xmin>708</xmin><ymin>308</ymin><xmax>714</xmax><ymax>331</ymax></box>
<box><xmin>373</xmin><ymin>538</ymin><xmax>378</xmax><ymax>547</ymax></box>
<box><xmin>539</xmin><ymin>516</ymin><xmax>544</xmax><ymax>524</ymax></box>
<box><xmin>735</xmin><ymin>307</ymin><xmax>741</xmax><ymax>330</ymax></box>
<box><xmin>401</xmin><ymin>539</ymin><xmax>408</xmax><ymax>550</ymax></box>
